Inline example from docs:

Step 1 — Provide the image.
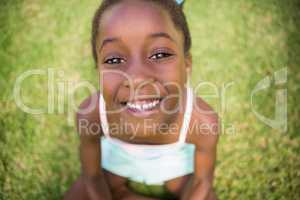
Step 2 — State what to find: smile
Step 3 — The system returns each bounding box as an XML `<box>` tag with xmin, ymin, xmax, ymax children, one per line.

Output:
<box><xmin>119</xmin><ymin>97</ymin><xmax>163</xmax><ymax>117</ymax></box>
<box><xmin>126</xmin><ymin>99</ymin><xmax>161</xmax><ymax>112</ymax></box>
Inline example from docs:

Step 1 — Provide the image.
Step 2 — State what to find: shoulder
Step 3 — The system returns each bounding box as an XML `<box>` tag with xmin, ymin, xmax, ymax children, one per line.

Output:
<box><xmin>76</xmin><ymin>91</ymin><xmax>102</xmax><ymax>137</ymax></box>
<box><xmin>186</xmin><ymin>96</ymin><xmax>219</xmax><ymax>148</ymax></box>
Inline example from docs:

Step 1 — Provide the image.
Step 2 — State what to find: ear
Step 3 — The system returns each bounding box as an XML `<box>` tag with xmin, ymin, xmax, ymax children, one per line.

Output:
<box><xmin>184</xmin><ymin>52</ymin><xmax>192</xmax><ymax>75</ymax></box>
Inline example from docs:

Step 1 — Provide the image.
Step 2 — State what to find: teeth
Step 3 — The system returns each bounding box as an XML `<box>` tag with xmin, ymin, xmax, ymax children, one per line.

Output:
<box><xmin>126</xmin><ymin>100</ymin><xmax>160</xmax><ymax>111</ymax></box>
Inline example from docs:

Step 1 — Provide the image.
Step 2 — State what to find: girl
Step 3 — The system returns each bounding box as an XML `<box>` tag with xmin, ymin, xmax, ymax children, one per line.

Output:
<box><xmin>64</xmin><ymin>0</ymin><xmax>219</xmax><ymax>199</ymax></box>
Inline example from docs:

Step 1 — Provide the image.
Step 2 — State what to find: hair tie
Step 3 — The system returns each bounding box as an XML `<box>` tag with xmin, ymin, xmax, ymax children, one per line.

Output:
<box><xmin>175</xmin><ymin>0</ymin><xmax>185</xmax><ymax>5</ymax></box>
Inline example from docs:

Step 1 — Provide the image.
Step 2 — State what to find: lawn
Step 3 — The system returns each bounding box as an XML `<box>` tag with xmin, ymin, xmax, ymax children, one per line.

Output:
<box><xmin>0</xmin><ymin>0</ymin><xmax>299</xmax><ymax>199</ymax></box>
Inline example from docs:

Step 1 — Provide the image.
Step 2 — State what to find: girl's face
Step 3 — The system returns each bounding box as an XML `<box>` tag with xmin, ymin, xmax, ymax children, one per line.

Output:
<box><xmin>97</xmin><ymin>0</ymin><xmax>192</xmax><ymax>137</ymax></box>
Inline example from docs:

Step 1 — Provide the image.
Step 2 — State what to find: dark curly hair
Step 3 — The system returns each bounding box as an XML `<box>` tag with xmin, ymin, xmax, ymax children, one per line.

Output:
<box><xmin>91</xmin><ymin>0</ymin><xmax>191</xmax><ymax>65</ymax></box>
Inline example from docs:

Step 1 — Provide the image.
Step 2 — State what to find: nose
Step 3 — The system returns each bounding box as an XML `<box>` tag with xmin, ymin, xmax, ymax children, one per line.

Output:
<box><xmin>123</xmin><ymin>76</ymin><xmax>155</xmax><ymax>90</ymax></box>
<box><xmin>122</xmin><ymin>58</ymin><xmax>155</xmax><ymax>89</ymax></box>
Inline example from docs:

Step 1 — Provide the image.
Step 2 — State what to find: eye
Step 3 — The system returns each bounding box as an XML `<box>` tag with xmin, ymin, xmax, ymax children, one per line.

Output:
<box><xmin>149</xmin><ymin>52</ymin><xmax>173</xmax><ymax>60</ymax></box>
<box><xmin>104</xmin><ymin>57</ymin><xmax>125</xmax><ymax>65</ymax></box>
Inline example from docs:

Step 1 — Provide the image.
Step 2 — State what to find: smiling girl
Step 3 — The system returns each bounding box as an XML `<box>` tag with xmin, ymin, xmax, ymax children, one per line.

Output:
<box><xmin>64</xmin><ymin>0</ymin><xmax>219</xmax><ymax>199</ymax></box>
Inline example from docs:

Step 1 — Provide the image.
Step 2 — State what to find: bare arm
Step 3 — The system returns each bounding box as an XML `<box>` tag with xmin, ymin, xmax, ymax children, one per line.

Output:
<box><xmin>77</xmin><ymin>95</ymin><xmax>112</xmax><ymax>200</ymax></box>
<box><xmin>181</xmin><ymin>99</ymin><xmax>219</xmax><ymax>200</ymax></box>
<box><xmin>181</xmin><ymin>144</ymin><xmax>218</xmax><ymax>200</ymax></box>
<box><xmin>79</xmin><ymin>132</ymin><xmax>112</xmax><ymax>200</ymax></box>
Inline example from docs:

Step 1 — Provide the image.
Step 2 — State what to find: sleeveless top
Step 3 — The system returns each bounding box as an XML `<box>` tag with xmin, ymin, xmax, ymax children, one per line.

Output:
<box><xmin>99</xmin><ymin>87</ymin><xmax>195</xmax><ymax>185</ymax></box>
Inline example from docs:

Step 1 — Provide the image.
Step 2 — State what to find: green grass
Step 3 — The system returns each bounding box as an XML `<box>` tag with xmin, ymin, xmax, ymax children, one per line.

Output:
<box><xmin>0</xmin><ymin>0</ymin><xmax>299</xmax><ymax>199</ymax></box>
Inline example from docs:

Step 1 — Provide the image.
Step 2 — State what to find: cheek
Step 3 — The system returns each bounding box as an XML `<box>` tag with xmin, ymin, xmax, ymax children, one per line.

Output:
<box><xmin>101</xmin><ymin>73</ymin><xmax>123</xmax><ymax>102</ymax></box>
<box><xmin>156</xmin><ymin>61</ymin><xmax>186</xmax><ymax>85</ymax></box>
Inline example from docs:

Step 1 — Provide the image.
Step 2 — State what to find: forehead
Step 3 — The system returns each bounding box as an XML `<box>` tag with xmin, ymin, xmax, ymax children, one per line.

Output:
<box><xmin>98</xmin><ymin>0</ymin><xmax>182</xmax><ymax>45</ymax></box>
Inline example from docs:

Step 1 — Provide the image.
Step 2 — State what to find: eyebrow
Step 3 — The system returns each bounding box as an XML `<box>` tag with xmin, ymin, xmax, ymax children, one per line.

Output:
<box><xmin>99</xmin><ymin>37</ymin><xmax>120</xmax><ymax>51</ymax></box>
<box><xmin>99</xmin><ymin>32</ymin><xmax>176</xmax><ymax>51</ymax></box>
<box><xmin>148</xmin><ymin>32</ymin><xmax>176</xmax><ymax>43</ymax></box>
